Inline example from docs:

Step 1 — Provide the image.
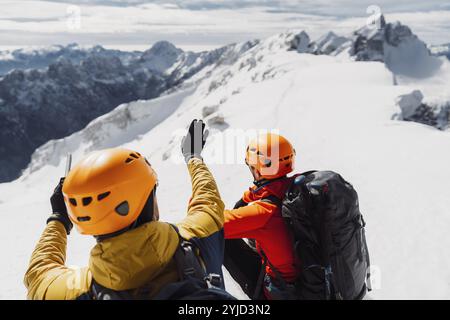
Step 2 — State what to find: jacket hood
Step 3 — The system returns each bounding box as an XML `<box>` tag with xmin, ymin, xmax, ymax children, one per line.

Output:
<box><xmin>89</xmin><ymin>221</ymin><xmax>179</xmax><ymax>291</ymax></box>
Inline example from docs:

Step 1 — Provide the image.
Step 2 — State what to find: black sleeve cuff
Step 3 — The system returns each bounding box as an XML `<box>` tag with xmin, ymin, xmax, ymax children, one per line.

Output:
<box><xmin>47</xmin><ymin>213</ymin><xmax>73</xmax><ymax>235</ymax></box>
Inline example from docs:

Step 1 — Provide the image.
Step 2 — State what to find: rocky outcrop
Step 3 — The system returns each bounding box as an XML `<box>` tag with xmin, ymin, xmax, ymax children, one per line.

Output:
<box><xmin>287</xmin><ymin>31</ymin><xmax>311</xmax><ymax>53</ymax></box>
<box><xmin>395</xmin><ymin>90</ymin><xmax>449</xmax><ymax>130</ymax></box>
<box><xmin>309</xmin><ymin>31</ymin><xmax>351</xmax><ymax>55</ymax></box>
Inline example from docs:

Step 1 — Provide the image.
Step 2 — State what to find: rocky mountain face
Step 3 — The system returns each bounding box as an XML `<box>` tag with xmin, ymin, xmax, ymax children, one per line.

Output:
<box><xmin>349</xmin><ymin>15</ymin><xmax>442</xmax><ymax>77</ymax></box>
<box><xmin>309</xmin><ymin>31</ymin><xmax>351</xmax><ymax>55</ymax></box>
<box><xmin>0</xmin><ymin>41</ymin><xmax>257</xmax><ymax>182</ymax></box>
<box><xmin>0</xmin><ymin>56</ymin><xmax>163</xmax><ymax>182</ymax></box>
<box><xmin>394</xmin><ymin>90</ymin><xmax>449</xmax><ymax>130</ymax></box>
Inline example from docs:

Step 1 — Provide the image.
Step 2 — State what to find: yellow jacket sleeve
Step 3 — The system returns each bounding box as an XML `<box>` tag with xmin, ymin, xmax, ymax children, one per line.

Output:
<box><xmin>177</xmin><ymin>157</ymin><xmax>225</xmax><ymax>240</ymax></box>
<box><xmin>24</xmin><ymin>221</ymin><xmax>91</xmax><ymax>300</ymax></box>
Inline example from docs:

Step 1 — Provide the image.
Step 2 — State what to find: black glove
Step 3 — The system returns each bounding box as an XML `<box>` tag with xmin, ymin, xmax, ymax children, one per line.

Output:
<box><xmin>181</xmin><ymin>119</ymin><xmax>209</xmax><ymax>163</ymax></box>
<box><xmin>47</xmin><ymin>177</ymin><xmax>73</xmax><ymax>235</ymax></box>
<box><xmin>233</xmin><ymin>198</ymin><xmax>248</xmax><ymax>209</ymax></box>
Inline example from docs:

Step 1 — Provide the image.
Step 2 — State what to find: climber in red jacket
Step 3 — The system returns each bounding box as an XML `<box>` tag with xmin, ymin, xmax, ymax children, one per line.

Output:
<box><xmin>223</xmin><ymin>133</ymin><xmax>300</xmax><ymax>300</ymax></box>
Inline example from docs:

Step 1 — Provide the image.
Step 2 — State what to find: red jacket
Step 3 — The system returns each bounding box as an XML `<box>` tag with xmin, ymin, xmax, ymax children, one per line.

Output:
<box><xmin>224</xmin><ymin>177</ymin><xmax>300</xmax><ymax>283</ymax></box>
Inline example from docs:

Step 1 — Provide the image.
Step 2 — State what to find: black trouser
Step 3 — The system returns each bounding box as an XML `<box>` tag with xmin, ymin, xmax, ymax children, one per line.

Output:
<box><xmin>224</xmin><ymin>239</ymin><xmax>266</xmax><ymax>300</ymax></box>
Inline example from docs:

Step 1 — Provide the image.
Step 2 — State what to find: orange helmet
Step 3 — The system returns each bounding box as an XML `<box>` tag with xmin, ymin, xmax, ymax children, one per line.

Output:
<box><xmin>62</xmin><ymin>148</ymin><xmax>157</xmax><ymax>236</ymax></box>
<box><xmin>245</xmin><ymin>133</ymin><xmax>296</xmax><ymax>179</ymax></box>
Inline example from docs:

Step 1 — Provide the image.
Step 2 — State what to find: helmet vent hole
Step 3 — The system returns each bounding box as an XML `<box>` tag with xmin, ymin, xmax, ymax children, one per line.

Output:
<box><xmin>97</xmin><ymin>191</ymin><xmax>111</xmax><ymax>201</ymax></box>
<box><xmin>125</xmin><ymin>157</ymin><xmax>134</xmax><ymax>163</ymax></box>
<box><xmin>69</xmin><ymin>198</ymin><xmax>77</xmax><ymax>206</ymax></box>
<box><xmin>284</xmin><ymin>156</ymin><xmax>290</xmax><ymax>160</ymax></box>
<box><xmin>130</xmin><ymin>153</ymin><xmax>139</xmax><ymax>159</ymax></box>
<box><xmin>82</xmin><ymin>197</ymin><xmax>92</xmax><ymax>206</ymax></box>
<box><xmin>136</xmin><ymin>152</ymin><xmax>141</xmax><ymax>157</ymax></box>
<box><xmin>77</xmin><ymin>216</ymin><xmax>91</xmax><ymax>222</ymax></box>
<box><xmin>115</xmin><ymin>201</ymin><xmax>129</xmax><ymax>216</ymax></box>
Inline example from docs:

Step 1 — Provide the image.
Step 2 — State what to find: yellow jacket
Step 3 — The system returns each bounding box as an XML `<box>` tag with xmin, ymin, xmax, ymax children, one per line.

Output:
<box><xmin>24</xmin><ymin>158</ymin><xmax>225</xmax><ymax>300</ymax></box>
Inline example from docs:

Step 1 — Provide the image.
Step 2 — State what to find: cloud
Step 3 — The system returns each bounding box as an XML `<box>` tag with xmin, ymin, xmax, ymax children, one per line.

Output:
<box><xmin>35</xmin><ymin>0</ymin><xmax>450</xmax><ymax>14</ymax></box>
<box><xmin>1</xmin><ymin>0</ymin><xmax>449</xmax><ymax>50</ymax></box>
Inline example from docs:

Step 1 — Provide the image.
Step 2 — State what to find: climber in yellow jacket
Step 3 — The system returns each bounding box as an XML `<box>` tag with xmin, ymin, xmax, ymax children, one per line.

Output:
<box><xmin>24</xmin><ymin>119</ymin><xmax>230</xmax><ymax>300</ymax></box>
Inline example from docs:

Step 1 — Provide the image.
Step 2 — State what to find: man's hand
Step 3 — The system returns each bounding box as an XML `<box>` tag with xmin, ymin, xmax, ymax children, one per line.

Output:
<box><xmin>181</xmin><ymin>119</ymin><xmax>209</xmax><ymax>163</ymax></box>
<box><xmin>47</xmin><ymin>177</ymin><xmax>73</xmax><ymax>235</ymax></box>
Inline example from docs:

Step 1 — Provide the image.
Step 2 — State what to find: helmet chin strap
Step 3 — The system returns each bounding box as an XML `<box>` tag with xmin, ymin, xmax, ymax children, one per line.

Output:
<box><xmin>94</xmin><ymin>187</ymin><xmax>156</xmax><ymax>242</ymax></box>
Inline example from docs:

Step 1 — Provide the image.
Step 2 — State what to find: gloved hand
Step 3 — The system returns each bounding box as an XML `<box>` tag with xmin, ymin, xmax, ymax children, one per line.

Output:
<box><xmin>47</xmin><ymin>177</ymin><xmax>73</xmax><ymax>235</ymax></box>
<box><xmin>181</xmin><ymin>119</ymin><xmax>209</xmax><ymax>163</ymax></box>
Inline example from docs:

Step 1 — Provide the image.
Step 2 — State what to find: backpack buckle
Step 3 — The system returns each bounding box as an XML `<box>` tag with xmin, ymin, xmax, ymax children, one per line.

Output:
<box><xmin>205</xmin><ymin>273</ymin><xmax>222</xmax><ymax>288</ymax></box>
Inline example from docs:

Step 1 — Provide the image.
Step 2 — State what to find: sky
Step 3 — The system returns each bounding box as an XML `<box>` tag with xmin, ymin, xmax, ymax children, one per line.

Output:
<box><xmin>0</xmin><ymin>0</ymin><xmax>449</xmax><ymax>52</ymax></box>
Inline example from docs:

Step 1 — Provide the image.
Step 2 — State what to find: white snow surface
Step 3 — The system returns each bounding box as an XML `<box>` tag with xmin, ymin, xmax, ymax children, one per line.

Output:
<box><xmin>0</xmin><ymin>31</ymin><xmax>449</xmax><ymax>300</ymax></box>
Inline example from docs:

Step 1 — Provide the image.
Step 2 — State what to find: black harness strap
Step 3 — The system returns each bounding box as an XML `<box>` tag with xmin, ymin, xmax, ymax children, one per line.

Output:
<box><xmin>253</xmin><ymin>256</ymin><xmax>267</xmax><ymax>300</ymax></box>
<box><xmin>253</xmin><ymin>250</ymin><xmax>290</xmax><ymax>299</ymax></box>
<box><xmin>170</xmin><ymin>225</ymin><xmax>208</xmax><ymax>281</ymax></box>
<box><xmin>260</xmin><ymin>195</ymin><xmax>283</xmax><ymax>207</ymax></box>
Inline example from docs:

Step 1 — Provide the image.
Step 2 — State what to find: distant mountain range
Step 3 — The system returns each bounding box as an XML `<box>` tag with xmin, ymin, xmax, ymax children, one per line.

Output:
<box><xmin>0</xmin><ymin>40</ymin><xmax>257</xmax><ymax>182</ymax></box>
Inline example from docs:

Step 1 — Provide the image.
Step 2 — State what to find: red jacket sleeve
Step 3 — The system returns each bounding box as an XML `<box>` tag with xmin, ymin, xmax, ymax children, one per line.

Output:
<box><xmin>224</xmin><ymin>200</ymin><xmax>278</xmax><ymax>239</ymax></box>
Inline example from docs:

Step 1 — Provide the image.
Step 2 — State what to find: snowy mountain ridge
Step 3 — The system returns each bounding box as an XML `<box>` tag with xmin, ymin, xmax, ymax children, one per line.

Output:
<box><xmin>24</xmin><ymin>18</ymin><xmax>450</xmax><ymax>175</ymax></box>
<box><xmin>3</xmin><ymin>15</ymin><xmax>447</xmax><ymax>183</ymax></box>
<box><xmin>24</xmin><ymin>31</ymin><xmax>303</xmax><ymax>174</ymax></box>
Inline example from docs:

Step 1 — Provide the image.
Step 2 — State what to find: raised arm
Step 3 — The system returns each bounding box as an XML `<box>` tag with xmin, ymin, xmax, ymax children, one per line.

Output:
<box><xmin>177</xmin><ymin>157</ymin><xmax>224</xmax><ymax>239</ymax></box>
<box><xmin>24</xmin><ymin>178</ymin><xmax>91</xmax><ymax>300</ymax></box>
<box><xmin>24</xmin><ymin>221</ymin><xmax>91</xmax><ymax>299</ymax></box>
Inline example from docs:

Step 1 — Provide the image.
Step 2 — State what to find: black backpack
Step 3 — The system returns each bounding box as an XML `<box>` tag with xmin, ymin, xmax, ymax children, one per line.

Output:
<box><xmin>267</xmin><ymin>170</ymin><xmax>371</xmax><ymax>300</ymax></box>
<box><xmin>90</xmin><ymin>227</ymin><xmax>236</xmax><ymax>300</ymax></box>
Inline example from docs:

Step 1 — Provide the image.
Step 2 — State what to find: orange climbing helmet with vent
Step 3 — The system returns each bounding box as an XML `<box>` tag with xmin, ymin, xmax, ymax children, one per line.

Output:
<box><xmin>62</xmin><ymin>148</ymin><xmax>158</xmax><ymax>235</ymax></box>
<box><xmin>245</xmin><ymin>133</ymin><xmax>296</xmax><ymax>180</ymax></box>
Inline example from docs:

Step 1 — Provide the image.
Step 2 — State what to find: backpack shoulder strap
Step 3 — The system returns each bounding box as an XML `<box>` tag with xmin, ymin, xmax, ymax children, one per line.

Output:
<box><xmin>260</xmin><ymin>194</ymin><xmax>283</xmax><ymax>206</ymax></box>
<box><xmin>169</xmin><ymin>224</ymin><xmax>207</xmax><ymax>282</ymax></box>
<box><xmin>260</xmin><ymin>172</ymin><xmax>315</xmax><ymax>207</ymax></box>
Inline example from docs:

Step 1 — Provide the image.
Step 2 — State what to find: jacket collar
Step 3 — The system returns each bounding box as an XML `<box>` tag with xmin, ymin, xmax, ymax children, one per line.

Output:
<box><xmin>252</xmin><ymin>175</ymin><xmax>288</xmax><ymax>192</ymax></box>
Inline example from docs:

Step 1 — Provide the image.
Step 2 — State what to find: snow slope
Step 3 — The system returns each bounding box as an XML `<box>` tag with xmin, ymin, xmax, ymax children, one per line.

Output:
<box><xmin>0</xmin><ymin>30</ymin><xmax>449</xmax><ymax>300</ymax></box>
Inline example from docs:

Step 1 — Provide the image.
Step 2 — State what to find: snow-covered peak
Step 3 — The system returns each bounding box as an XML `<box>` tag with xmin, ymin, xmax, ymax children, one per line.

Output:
<box><xmin>309</xmin><ymin>31</ymin><xmax>351</xmax><ymax>56</ymax></box>
<box><xmin>140</xmin><ymin>41</ymin><xmax>185</xmax><ymax>74</ymax></box>
<box><xmin>350</xmin><ymin>15</ymin><xmax>442</xmax><ymax>78</ymax></box>
<box><xmin>146</xmin><ymin>41</ymin><xmax>183</xmax><ymax>56</ymax></box>
<box><xmin>0</xmin><ymin>43</ymin><xmax>140</xmax><ymax>75</ymax></box>
<box><xmin>286</xmin><ymin>31</ymin><xmax>311</xmax><ymax>53</ymax></box>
